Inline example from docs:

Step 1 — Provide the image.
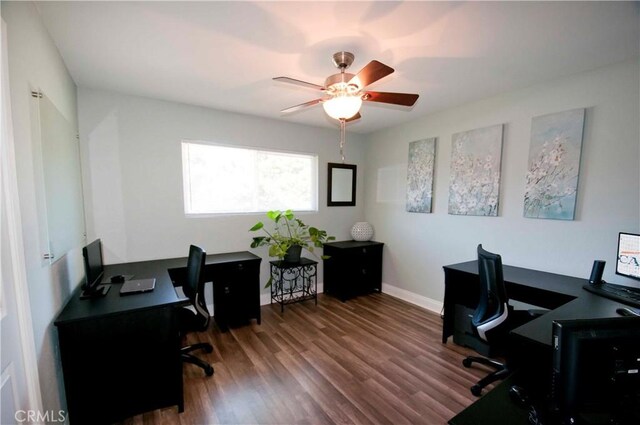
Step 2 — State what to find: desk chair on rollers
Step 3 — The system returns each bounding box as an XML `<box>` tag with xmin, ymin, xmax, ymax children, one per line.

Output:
<box><xmin>462</xmin><ymin>244</ymin><xmax>544</xmax><ymax>396</ymax></box>
<box><xmin>178</xmin><ymin>245</ymin><xmax>214</xmax><ymax>376</ymax></box>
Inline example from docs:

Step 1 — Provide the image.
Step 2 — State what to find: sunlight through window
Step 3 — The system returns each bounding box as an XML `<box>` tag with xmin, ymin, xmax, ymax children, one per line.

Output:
<box><xmin>182</xmin><ymin>141</ymin><xmax>318</xmax><ymax>215</ymax></box>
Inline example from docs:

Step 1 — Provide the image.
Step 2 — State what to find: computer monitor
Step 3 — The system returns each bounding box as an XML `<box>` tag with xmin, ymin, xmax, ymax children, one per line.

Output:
<box><xmin>81</xmin><ymin>239</ymin><xmax>110</xmax><ymax>299</ymax></box>
<box><xmin>551</xmin><ymin>317</ymin><xmax>640</xmax><ymax>424</ymax></box>
<box><xmin>616</xmin><ymin>232</ymin><xmax>640</xmax><ymax>281</ymax></box>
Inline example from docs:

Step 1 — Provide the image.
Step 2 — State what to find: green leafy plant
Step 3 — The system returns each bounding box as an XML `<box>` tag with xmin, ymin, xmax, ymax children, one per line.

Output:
<box><xmin>249</xmin><ymin>210</ymin><xmax>335</xmax><ymax>287</ymax></box>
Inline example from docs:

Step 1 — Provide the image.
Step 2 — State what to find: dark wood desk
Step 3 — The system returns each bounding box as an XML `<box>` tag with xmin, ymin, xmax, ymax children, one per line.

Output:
<box><xmin>510</xmin><ymin>291</ymin><xmax>628</xmax><ymax>347</ymax></box>
<box><xmin>55</xmin><ymin>259</ymin><xmax>184</xmax><ymax>425</ymax></box>
<box><xmin>442</xmin><ymin>261</ymin><xmax>585</xmax><ymax>345</ymax></box>
<box><xmin>164</xmin><ymin>251</ymin><xmax>262</xmax><ymax>331</ymax></box>
<box><xmin>443</xmin><ymin>261</ymin><xmax>633</xmax><ymax>425</ymax></box>
<box><xmin>449</xmin><ymin>375</ymin><xmax>529</xmax><ymax>425</ymax></box>
<box><xmin>55</xmin><ymin>251</ymin><xmax>261</xmax><ymax>424</ymax></box>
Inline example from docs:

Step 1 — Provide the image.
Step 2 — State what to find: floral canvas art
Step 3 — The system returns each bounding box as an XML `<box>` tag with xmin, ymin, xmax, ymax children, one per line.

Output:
<box><xmin>448</xmin><ymin>124</ymin><xmax>503</xmax><ymax>216</ymax></box>
<box><xmin>406</xmin><ymin>138</ymin><xmax>436</xmax><ymax>213</ymax></box>
<box><xmin>524</xmin><ymin>108</ymin><xmax>585</xmax><ymax>220</ymax></box>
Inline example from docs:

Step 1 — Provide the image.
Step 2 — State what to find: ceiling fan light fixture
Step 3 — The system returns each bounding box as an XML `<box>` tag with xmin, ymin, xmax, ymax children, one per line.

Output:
<box><xmin>322</xmin><ymin>94</ymin><xmax>362</xmax><ymax>120</ymax></box>
<box><xmin>275</xmin><ymin>51</ymin><xmax>418</xmax><ymax>121</ymax></box>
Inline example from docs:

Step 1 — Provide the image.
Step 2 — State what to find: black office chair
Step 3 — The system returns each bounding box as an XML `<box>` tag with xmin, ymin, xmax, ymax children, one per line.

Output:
<box><xmin>178</xmin><ymin>245</ymin><xmax>214</xmax><ymax>376</ymax></box>
<box><xmin>462</xmin><ymin>244</ymin><xmax>541</xmax><ymax>396</ymax></box>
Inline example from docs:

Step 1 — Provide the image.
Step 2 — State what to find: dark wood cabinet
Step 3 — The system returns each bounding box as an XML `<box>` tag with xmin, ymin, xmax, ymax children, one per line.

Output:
<box><xmin>205</xmin><ymin>252</ymin><xmax>262</xmax><ymax>331</ymax></box>
<box><xmin>323</xmin><ymin>241</ymin><xmax>383</xmax><ymax>301</ymax></box>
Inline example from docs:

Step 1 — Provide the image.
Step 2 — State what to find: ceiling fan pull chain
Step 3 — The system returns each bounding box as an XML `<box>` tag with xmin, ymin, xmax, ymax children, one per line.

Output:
<box><xmin>340</xmin><ymin>119</ymin><xmax>346</xmax><ymax>163</ymax></box>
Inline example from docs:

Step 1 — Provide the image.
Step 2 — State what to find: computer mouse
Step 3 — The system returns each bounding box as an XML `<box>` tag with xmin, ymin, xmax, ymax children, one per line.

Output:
<box><xmin>509</xmin><ymin>385</ymin><xmax>530</xmax><ymax>408</ymax></box>
<box><xmin>111</xmin><ymin>275</ymin><xmax>125</xmax><ymax>283</ymax></box>
<box><xmin>616</xmin><ymin>307</ymin><xmax>640</xmax><ymax>317</ymax></box>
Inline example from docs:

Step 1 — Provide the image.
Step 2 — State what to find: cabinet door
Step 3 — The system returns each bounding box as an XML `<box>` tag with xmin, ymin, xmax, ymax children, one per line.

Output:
<box><xmin>58</xmin><ymin>307</ymin><xmax>181</xmax><ymax>424</ymax></box>
<box><xmin>323</xmin><ymin>247</ymin><xmax>356</xmax><ymax>300</ymax></box>
<box><xmin>359</xmin><ymin>244</ymin><xmax>383</xmax><ymax>292</ymax></box>
<box><xmin>322</xmin><ymin>246</ymin><xmax>340</xmax><ymax>296</ymax></box>
<box><xmin>213</xmin><ymin>261</ymin><xmax>260</xmax><ymax>330</ymax></box>
<box><xmin>233</xmin><ymin>261</ymin><xmax>260</xmax><ymax>323</ymax></box>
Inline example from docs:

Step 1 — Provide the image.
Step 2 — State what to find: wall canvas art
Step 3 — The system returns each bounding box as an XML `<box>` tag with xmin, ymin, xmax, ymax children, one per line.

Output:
<box><xmin>524</xmin><ymin>108</ymin><xmax>585</xmax><ymax>220</ymax></box>
<box><xmin>406</xmin><ymin>138</ymin><xmax>437</xmax><ymax>213</ymax></box>
<box><xmin>448</xmin><ymin>124</ymin><xmax>503</xmax><ymax>216</ymax></box>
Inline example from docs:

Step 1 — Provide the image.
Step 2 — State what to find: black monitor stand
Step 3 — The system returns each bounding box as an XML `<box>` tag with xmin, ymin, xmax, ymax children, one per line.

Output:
<box><xmin>80</xmin><ymin>284</ymin><xmax>111</xmax><ymax>300</ymax></box>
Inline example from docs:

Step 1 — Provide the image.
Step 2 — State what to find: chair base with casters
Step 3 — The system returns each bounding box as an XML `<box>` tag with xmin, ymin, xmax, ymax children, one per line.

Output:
<box><xmin>462</xmin><ymin>356</ymin><xmax>509</xmax><ymax>396</ymax></box>
<box><xmin>181</xmin><ymin>342</ymin><xmax>214</xmax><ymax>376</ymax></box>
<box><xmin>462</xmin><ymin>309</ymin><xmax>545</xmax><ymax>396</ymax></box>
<box><xmin>178</xmin><ymin>306</ymin><xmax>215</xmax><ymax>377</ymax></box>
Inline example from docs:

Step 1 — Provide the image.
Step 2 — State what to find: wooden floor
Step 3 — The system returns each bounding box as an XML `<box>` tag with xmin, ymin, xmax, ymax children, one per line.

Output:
<box><xmin>122</xmin><ymin>293</ymin><xmax>491</xmax><ymax>425</ymax></box>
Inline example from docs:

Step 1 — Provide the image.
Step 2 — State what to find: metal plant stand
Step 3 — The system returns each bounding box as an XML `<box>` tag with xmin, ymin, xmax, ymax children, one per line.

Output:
<box><xmin>269</xmin><ymin>258</ymin><xmax>318</xmax><ymax>312</ymax></box>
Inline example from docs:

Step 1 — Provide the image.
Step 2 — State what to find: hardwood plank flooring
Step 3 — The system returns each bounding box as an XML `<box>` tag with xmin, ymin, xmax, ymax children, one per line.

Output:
<box><xmin>120</xmin><ymin>293</ymin><xmax>493</xmax><ymax>425</ymax></box>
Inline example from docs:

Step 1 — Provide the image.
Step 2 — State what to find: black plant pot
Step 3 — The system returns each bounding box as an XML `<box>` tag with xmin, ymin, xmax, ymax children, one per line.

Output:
<box><xmin>284</xmin><ymin>245</ymin><xmax>302</xmax><ymax>263</ymax></box>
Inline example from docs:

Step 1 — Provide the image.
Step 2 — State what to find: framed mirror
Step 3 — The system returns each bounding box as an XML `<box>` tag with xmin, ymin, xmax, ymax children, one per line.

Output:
<box><xmin>328</xmin><ymin>163</ymin><xmax>357</xmax><ymax>207</ymax></box>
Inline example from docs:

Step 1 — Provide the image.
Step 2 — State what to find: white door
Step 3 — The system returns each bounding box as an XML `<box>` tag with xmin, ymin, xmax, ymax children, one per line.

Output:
<box><xmin>0</xmin><ymin>18</ymin><xmax>43</xmax><ymax>424</ymax></box>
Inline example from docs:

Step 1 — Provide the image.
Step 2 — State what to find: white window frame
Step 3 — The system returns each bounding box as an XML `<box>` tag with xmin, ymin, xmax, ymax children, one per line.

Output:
<box><xmin>181</xmin><ymin>139</ymin><xmax>319</xmax><ymax>216</ymax></box>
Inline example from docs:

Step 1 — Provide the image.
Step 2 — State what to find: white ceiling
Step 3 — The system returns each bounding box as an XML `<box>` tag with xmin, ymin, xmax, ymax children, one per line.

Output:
<box><xmin>36</xmin><ymin>1</ymin><xmax>639</xmax><ymax>134</ymax></box>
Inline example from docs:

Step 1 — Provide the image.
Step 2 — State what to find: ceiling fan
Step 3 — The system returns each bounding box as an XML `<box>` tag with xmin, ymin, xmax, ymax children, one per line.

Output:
<box><xmin>273</xmin><ymin>51</ymin><xmax>419</xmax><ymax>122</ymax></box>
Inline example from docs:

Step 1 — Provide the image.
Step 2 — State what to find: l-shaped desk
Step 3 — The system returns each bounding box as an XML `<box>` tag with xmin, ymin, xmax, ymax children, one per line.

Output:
<box><xmin>442</xmin><ymin>260</ymin><xmax>627</xmax><ymax>347</ymax></box>
<box><xmin>55</xmin><ymin>251</ymin><xmax>261</xmax><ymax>424</ymax></box>
<box><xmin>442</xmin><ymin>261</ymin><xmax>634</xmax><ymax>424</ymax></box>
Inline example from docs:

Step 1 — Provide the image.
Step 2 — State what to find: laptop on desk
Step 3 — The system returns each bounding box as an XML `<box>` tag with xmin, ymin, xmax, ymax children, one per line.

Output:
<box><xmin>119</xmin><ymin>278</ymin><xmax>156</xmax><ymax>296</ymax></box>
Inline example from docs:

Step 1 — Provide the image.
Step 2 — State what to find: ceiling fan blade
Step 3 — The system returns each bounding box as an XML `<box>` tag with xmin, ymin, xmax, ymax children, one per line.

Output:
<box><xmin>280</xmin><ymin>98</ymin><xmax>324</xmax><ymax>114</ymax></box>
<box><xmin>345</xmin><ymin>112</ymin><xmax>361</xmax><ymax>123</ymax></box>
<box><xmin>273</xmin><ymin>77</ymin><xmax>324</xmax><ymax>91</ymax></box>
<box><xmin>363</xmin><ymin>91</ymin><xmax>419</xmax><ymax>107</ymax></box>
<box><xmin>348</xmin><ymin>60</ymin><xmax>394</xmax><ymax>89</ymax></box>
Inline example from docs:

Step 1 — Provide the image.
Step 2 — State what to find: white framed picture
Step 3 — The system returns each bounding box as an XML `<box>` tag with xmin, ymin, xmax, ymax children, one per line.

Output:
<box><xmin>448</xmin><ymin>124</ymin><xmax>503</xmax><ymax>217</ymax></box>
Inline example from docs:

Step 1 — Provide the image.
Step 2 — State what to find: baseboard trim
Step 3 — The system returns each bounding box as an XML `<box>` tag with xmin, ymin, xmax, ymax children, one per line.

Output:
<box><xmin>381</xmin><ymin>283</ymin><xmax>443</xmax><ymax>314</ymax></box>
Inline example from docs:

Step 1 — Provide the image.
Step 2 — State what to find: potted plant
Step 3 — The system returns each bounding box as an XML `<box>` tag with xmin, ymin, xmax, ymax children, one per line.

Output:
<box><xmin>249</xmin><ymin>210</ymin><xmax>335</xmax><ymax>264</ymax></box>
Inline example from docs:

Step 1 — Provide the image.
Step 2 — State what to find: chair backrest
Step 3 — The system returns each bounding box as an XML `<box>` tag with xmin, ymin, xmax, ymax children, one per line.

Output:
<box><xmin>184</xmin><ymin>245</ymin><xmax>209</xmax><ymax>329</ymax></box>
<box><xmin>473</xmin><ymin>244</ymin><xmax>509</xmax><ymax>342</ymax></box>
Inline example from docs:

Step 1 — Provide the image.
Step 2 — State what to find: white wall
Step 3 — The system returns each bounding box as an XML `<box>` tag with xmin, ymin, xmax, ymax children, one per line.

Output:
<box><xmin>364</xmin><ymin>59</ymin><xmax>640</xmax><ymax>306</ymax></box>
<box><xmin>78</xmin><ymin>88</ymin><xmax>366</xmax><ymax>296</ymax></box>
<box><xmin>3</xmin><ymin>1</ymin><xmax>82</xmax><ymax>415</ymax></box>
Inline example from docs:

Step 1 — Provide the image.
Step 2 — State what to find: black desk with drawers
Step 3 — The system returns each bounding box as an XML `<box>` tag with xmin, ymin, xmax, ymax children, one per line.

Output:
<box><xmin>55</xmin><ymin>251</ymin><xmax>260</xmax><ymax>424</ymax></box>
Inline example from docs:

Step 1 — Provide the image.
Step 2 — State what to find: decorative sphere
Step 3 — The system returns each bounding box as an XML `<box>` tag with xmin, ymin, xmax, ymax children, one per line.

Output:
<box><xmin>351</xmin><ymin>222</ymin><xmax>373</xmax><ymax>241</ymax></box>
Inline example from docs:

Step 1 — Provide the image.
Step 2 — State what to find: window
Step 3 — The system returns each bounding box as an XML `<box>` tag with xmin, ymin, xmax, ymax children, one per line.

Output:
<box><xmin>182</xmin><ymin>141</ymin><xmax>318</xmax><ymax>215</ymax></box>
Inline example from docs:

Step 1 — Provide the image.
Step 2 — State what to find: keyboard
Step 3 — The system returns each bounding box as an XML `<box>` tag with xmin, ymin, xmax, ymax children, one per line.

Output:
<box><xmin>583</xmin><ymin>282</ymin><xmax>640</xmax><ymax>308</ymax></box>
